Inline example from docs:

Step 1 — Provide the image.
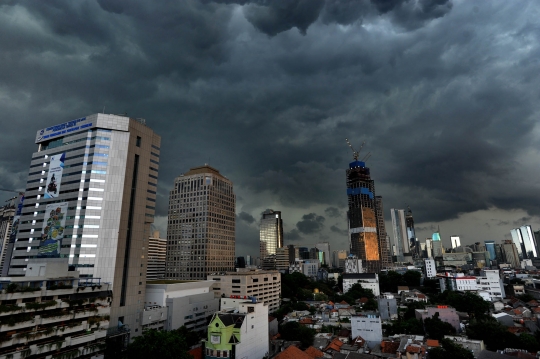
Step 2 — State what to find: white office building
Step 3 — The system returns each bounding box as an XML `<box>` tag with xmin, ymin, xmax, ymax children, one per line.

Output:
<box><xmin>424</xmin><ymin>258</ymin><xmax>436</xmax><ymax>278</ymax></box>
<box><xmin>476</xmin><ymin>269</ymin><xmax>505</xmax><ymax>301</ymax></box>
<box><xmin>342</xmin><ymin>273</ymin><xmax>380</xmax><ymax>295</ymax></box>
<box><xmin>4</xmin><ymin>113</ymin><xmax>160</xmax><ymax>335</ymax></box>
<box><xmin>450</xmin><ymin>236</ymin><xmax>461</xmax><ymax>249</ymax></box>
<box><xmin>351</xmin><ymin>313</ymin><xmax>383</xmax><ymax>348</ymax></box>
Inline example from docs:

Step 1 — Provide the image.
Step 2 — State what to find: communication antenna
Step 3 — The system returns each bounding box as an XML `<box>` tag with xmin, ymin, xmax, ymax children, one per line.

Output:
<box><xmin>345</xmin><ymin>138</ymin><xmax>365</xmax><ymax>161</ymax></box>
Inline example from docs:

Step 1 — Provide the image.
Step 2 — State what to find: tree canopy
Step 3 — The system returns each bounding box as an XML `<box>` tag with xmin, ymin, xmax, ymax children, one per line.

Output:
<box><xmin>126</xmin><ymin>329</ymin><xmax>193</xmax><ymax>359</ymax></box>
<box><xmin>279</xmin><ymin>321</ymin><xmax>316</xmax><ymax>349</ymax></box>
<box><xmin>423</xmin><ymin>312</ymin><xmax>456</xmax><ymax>341</ymax></box>
<box><xmin>428</xmin><ymin>338</ymin><xmax>474</xmax><ymax>359</ymax></box>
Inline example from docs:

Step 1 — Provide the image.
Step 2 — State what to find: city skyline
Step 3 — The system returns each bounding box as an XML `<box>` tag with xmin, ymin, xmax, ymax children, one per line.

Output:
<box><xmin>1</xmin><ymin>1</ymin><xmax>540</xmax><ymax>259</ymax></box>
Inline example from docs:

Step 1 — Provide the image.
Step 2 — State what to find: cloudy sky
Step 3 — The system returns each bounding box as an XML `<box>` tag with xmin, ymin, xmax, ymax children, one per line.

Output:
<box><xmin>1</xmin><ymin>0</ymin><xmax>540</xmax><ymax>259</ymax></box>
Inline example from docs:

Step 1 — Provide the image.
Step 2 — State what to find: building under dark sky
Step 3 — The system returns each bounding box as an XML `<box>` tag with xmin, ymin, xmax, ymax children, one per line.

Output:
<box><xmin>346</xmin><ymin>159</ymin><xmax>390</xmax><ymax>273</ymax></box>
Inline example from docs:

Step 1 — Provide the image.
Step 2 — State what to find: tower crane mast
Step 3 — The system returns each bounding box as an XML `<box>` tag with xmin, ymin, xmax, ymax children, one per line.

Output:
<box><xmin>345</xmin><ymin>138</ymin><xmax>365</xmax><ymax>161</ymax></box>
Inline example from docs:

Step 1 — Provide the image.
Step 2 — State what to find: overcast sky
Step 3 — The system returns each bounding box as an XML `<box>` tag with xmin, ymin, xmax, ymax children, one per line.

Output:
<box><xmin>1</xmin><ymin>0</ymin><xmax>540</xmax><ymax>259</ymax></box>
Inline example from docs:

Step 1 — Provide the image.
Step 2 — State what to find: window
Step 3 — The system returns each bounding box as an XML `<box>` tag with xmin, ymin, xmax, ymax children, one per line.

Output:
<box><xmin>136</xmin><ymin>136</ymin><xmax>141</xmax><ymax>147</ymax></box>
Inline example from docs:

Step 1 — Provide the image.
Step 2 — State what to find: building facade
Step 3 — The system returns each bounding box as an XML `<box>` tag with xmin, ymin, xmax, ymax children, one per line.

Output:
<box><xmin>342</xmin><ymin>273</ymin><xmax>379</xmax><ymax>295</ymax></box>
<box><xmin>332</xmin><ymin>250</ymin><xmax>348</xmax><ymax>269</ymax></box>
<box><xmin>346</xmin><ymin>159</ymin><xmax>388</xmax><ymax>273</ymax></box>
<box><xmin>166</xmin><ymin>165</ymin><xmax>235</xmax><ymax>280</ymax></box>
<box><xmin>351</xmin><ymin>313</ymin><xmax>383</xmax><ymax>348</ymax></box>
<box><xmin>259</xmin><ymin>210</ymin><xmax>283</xmax><ymax>263</ymax></box>
<box><xmin>209</xmin><ymin>270</ymin><xmax>281</xmax><ymax>313</ymax></box>
<box><xmin>502</xmin><ymin>240</ymin><xmax>520</xmax><ymax>268</ymax></box>
<box><xmin>424</xmin><ymin>258</ymin><xmax>436</xmax><ymax>278</ymax></box>
<box><xmin>450</xmin><ymin>236</ymin><xmax>461</xmax><ymax>249</ymax></box>
<box><xmin>316</xmin><ymin>242</ymin><xmax>331</xmax><ymax>266</ymax></box>
<box><xmin>390</xmin><ymin>209</ymin><xmax>408</xmax><ymax>262</ymax></box>
<box><xmin>147</xmin><ymin>230</ymin><xmax>166</xmax><ymax>280</ymax></box>
<box><xmin>4</xmin><ymin>113</ymin><xmax>160</xmax><ymax>335</ymax></box>
<box><xmin>510</xmin><ymin>225</ymin><xmax>538</xmax><ymax>260</ymax></box>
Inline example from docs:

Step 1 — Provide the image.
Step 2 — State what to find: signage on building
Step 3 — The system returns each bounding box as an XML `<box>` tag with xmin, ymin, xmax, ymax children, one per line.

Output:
<box><xmin>38</xmin><ymin>202</ymin><xmax>68</xmax><ymax>258</ymax></box>
<box><xmin>44</xmin><ymin>153</ymin><xmax>65</xmax><ymax>199</ymax></box>
<box><xmin>35</xmin><ymin>117</ymin><xmax>93</xmax><ymax>143</ymax></box>
<box><xmin>211</xmin><ymin>335</ymin><xmax>221</xmax><ymax>344</ymax></box>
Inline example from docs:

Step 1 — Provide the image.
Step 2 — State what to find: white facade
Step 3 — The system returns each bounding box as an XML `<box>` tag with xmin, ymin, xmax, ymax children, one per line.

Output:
<box><xmin>424</xmin><ymin>258</ymin><xmax>436</xmax><ymax>278</ymax></box>
<box><xmin>425</xmin><ymin>239</ymin><xmax>433</xmax><ymax>258</ymax></box>
<box><xmin>351</xmin><ymin>313</ymin><xmax>382</xmax><ymax>348</ymax></box>
<box><xmin>476</xmin><ymin>270</ymin><xmax>505</xmax><ymax>301</ymax></box>
<box><xmin>145</xmin><ymin>280</ymin><xmax>219</xmax><ymax>332</ymax></box>
<box><xmin>455</xmin><ymin>277</ymin><xmax>478</xmax><ymax>291</ymax></box>
<box><xmin>342</xmin><ymin>273</ymin><xmax>379</xmax><ymax>295</ymax></box>
<box><xmin>345</xmin><ymin>256</ymin><xmax>363</xmax><ymax>273</ymax></box>
<box><xmin>450</xmin><ymin>236</ymin><xmax>461</xmax><ymax>249</ymax></box>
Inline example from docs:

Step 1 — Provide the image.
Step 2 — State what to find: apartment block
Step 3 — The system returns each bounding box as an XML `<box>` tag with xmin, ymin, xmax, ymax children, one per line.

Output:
<box><xmin>351</xmin><ymin>313</ymin><xmax>382</xmax><ymax>348</ymax></box>
<box><xmin>146</xmin><ymin>230</ymin><xmax>166</xmax><ymax>280</ymax></box>
<box><xmin>209</xmin><ymin>271</ymin><xmax>281</xmax><ymax>313</ymax></box>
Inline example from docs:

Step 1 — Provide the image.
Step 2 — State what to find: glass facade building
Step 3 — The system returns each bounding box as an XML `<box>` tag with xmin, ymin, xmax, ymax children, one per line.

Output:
<box><xmin>166</xmin><ymin>165</ymin><xmax>235</xmax><ymax>279</ymax></box>
<box><xmin>259</xmin><ymin>210</ymin><xmax>283</xmax><ymax>263</ymax></box>
<box><xmin>510</xmin><ymin>225</ymin><xmax>538</xmax><ymax>260</ymax></box>
<box><xmin>5</xmin><ymin>113</ymin><xmax>160</xmax><ymax>334</ymax></box>
<box><xmin>484</xmin><ymin>240</ymin><xmax>496</xmax><ymax>261</ymax></box>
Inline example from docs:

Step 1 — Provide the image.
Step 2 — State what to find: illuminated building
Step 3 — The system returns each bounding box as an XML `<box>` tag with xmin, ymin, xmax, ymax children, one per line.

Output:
<box><xmin>510</xmin><ymin>225</ymin><xmax>538</xmax><ymax>259</ymax></box>
<box><xmin>450</xmin><ymin>235</ymin><xmax>461</xmax><ymax>249</ymax></box>
<box><xmin>432</xmin><ymin>232</ymin><xmax>444</xmax><ymax>257</ymax></box>
<box><xmin>346</xmin><ymin>159</ymin><xmax>389</xmax><ymax>272</ymax></box>
<box><xmin>259</xmin><ymin>210</ymin><xmax>283</xmax><ymax>265</ymax></box>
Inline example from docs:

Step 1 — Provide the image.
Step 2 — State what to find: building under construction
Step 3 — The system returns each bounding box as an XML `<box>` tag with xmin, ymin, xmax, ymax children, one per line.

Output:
<box><xmin>345</xmin><ymin>140</ymin><xmax>391</xmax><ymax>273</ymax></box>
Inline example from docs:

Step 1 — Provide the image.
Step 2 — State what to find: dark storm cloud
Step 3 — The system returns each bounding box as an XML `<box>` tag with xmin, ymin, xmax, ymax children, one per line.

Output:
<box><xmin>0</xmin><ymin>1</ymin><xmax>539</xmax><ymax>256</ymax></box>
<box><xmin>330</xmin><ymin>224</ymin><xmax>348</xmax><ymax>236</ymax></box>
<box><xmin>238</xmin><ymin>211</ymin><xmax>256</xmax><ymax>224</ymax></box>
<box><xmin>296</xmin><ymin>213</ymin><xmax>325</xmax><ymax>234</ymax></box>
<box><xmin>325</xmin><ymin>207</ymin><xmax>342</xmax><ymax>218</ymax></box>
<box><xmin>212</xmin><ymin>0</ymin><xmax>453</xmax><ymax>36</ymax></box>
<box><xmin>286</xmin><ymin>229</ymin><xmax>302</xmax><ymax>241</ymax></box>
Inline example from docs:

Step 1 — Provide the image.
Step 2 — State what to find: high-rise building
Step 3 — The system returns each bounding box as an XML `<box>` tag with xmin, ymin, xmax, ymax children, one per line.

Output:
<box><xmin>259</xmin><ymin>210</ymin><xmax>283</xmax><ymax>264</ymax></box>
<box><xmin>510</xmin><ymin>225</ymin><xmax>538</xmax><ymax>259</ymax></box>
<box><xmin>425</xmin><ymin>238</ymin><xmax>433</xmax><ymax>258</ymax></box>
<box><xmin>0</xmin><ymin>194</ymin><xmax>24</xmax><ymax>273</ymax></box>
<box><xmin>298</xmin><ymin>247</ymin><xmax>309</xmax><ymax>260</ymax></box>
<box><xmin>333</xmin><ymin>250</ymin><xmax>348</xmax><ymax>269</ymax></box>
<box><xmin>147</xmin><ymin>230</ymin><xmax>166</xmax><ymax>280</ymax></box>
<box><xmin>432</xmin><ymin>232</ymin><xmax>444</xmax><ymax>257</ymax></box>
<box><xmin>502</xmin><ymin>240</ymin><xmax>520</xmax><ymax>268</ymax></box>
<box><xmin>316</xmin><ymin>242</ymin><xmax>331</xmax><ymax>266</ymax></box>
<box><xmin>450</xmin><ymin>235</ymin><xmax>461</xmax><ymax>249</ymax></box>
<box><xmin>390</xmin><ymin>209</ymin><xmax>408</xmax><ymax>262</ymax></box>
<box><xmin>405</xmin><ymin>207</ymin><xmax>416</xmax><ymax>250</ymax></box>
<box><xmin>484</xmin><ymin>240</ymin><xmax>496</xmax><ymax>262</ymax></box>
<box><xmin>5</xmin><ymin>114</ymin><xmax>160</xmax><ymax>335</ymax></box>
<box><xmin>346</xmin><ymin>158</ymin><xmax>386</xmax><ymax>273</ymax></box>
<box><xmin>166</xmin><ymin>165</ymin><xmax>235</xmax><ymax>280</ymax></box>
<box><xmin>375</xmin><ymin>196</ymin><xmax>392</xmax><ymax>268</ymax></box>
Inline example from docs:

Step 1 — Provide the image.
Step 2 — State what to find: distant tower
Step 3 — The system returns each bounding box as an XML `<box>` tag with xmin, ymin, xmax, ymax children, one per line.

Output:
<box><xmin>259</xmin><ymin>210</ymin><xmax>284</xmax><ymax>264</ymax></box>
<box><xmin>450</xmin><ymin>235</ymin><xmax>461</xmax><ymax>249</ymax></box>
<box><xmin>345</xmin><ymin>139</ymin><xmax>387</xmax><ymax>273</ymax></box>
<box><xmin>510</xmin><ymin>225</ymin><xmax>538</xmax><ymax>259</ymax></box>
<box><xmin>405</xmin><ymin>207</ymin><xmax>416</xmax><ymax>255</ymax></box>
<box><xmin>390</xmin><ymin>209</ymin><xmax>408</xmax><ymax>262</ymax></box>
<box><xmin>432</xmin><ymin>231</ymin><xmax>444</xmax><ymax>257</ymax></box>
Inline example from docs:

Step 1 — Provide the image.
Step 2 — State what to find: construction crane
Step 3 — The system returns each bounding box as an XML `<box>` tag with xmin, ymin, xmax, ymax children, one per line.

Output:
<box><xmin>345</xmin><ymin>138</ymin><xmax>365</xmax><ymax>161</ymax></box>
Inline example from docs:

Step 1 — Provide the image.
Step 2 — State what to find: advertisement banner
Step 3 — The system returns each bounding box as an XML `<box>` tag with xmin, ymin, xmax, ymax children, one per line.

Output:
<box><xmin>38</xmin><ymin>202</ymin><xmax>68</xmax><ymax>258</ymax></box>
<box><xmin>44</xmin><ymin>153</ymin><xmax>65</xmax><ymax>199</ymax></box>
<box><xmin>8</xmin><ymin>193</ymin><xmax>24</xmax><ymax>244</ymax></box>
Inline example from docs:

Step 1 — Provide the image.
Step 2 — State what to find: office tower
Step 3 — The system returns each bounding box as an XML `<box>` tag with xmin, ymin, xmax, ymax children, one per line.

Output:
<box><xmin>375</xmin><ymin>196</ymin><xmax>392</xmax><ymax>268</ymax></box>
<box><xmin>288</xmin><ymin>245</ymin><xmax>299</xmax><ymax>262</ymax></box>
<box><xmin>450</xmin><ymin>235</ymin><xmax>461</xmax><ymax>249</ymax></box>
<box><xmin>390</xmin><ymin>209</ymin><xmax>408</xmax><ymax>262</ymax></box>
<box><xmin>166</xmin><ymin>165</ymin><xmax>235</xmax><ymax>279</ymax></box>
<box><xmin>405</xmin><ymin>207</ymin><xmax>416</xmax><ymax>249</ymax></box>
<box><xmin>502</xmin><ymin>240</ymin><xmax>520</xmax><ymax>268</ymax></box>
<box><xmin>298</xmin><ymin>247</ymin><xmax>309</xmax><ymax>260</ymax></box>
<box><xmin>259</xmin><ymin>210</ymin><xmax>283</xmax><ymax>263</ymax></box>
<box><xmin>484</xmin><ymin>241</ymin><xmax>496</xmax><ymax>262</ymax></box>
<box><xmin>275</xmin><ymin>247</ymin><xmax>289</xmax><ymax>271</ymax></box>
<box><xmin>346</xmin><ymin>157</ymin><xmax>387</xmax><ymax>273</ymax></box>
<box><xmin>432</xmin><ymin>232</ymin><xmax>444</xmax><ymax>257</ymax></box>
<box><xmin>246</xmin><ymin>255</ymin><xmax>252</xmax><ymax>266</ymax></box>
<box><xmin>5</xmin><ymin>114</ymin><xmax>160</xmax><ymax>335</ymax></box>
<box><xmin>236</xmin><ymin>256</ymin><xmax>246</xmax><ymax>268</ymax></box>
<box><xmin>333</xmin><ymin>250</ymin><xmax>348</xmax><ymax>269</ymax></box>
<box><xmin>147</xmin><ymin>230</ymin><xmax>166</xmax><ymax>280</ymax></box>
<box><xmin>0</xmin><ymin>194</ymin><xmax>24</xmax><ymax>273</ymax></box>
<box><xmin>510</xmin><ymin>225</ymin><xmax>538</xmax><ymax>259</ymax></box>
<box><xmin>425</xmin><ymin>239</ymin><xmax>433</xmax><ymax>258</ymax></box>
<box><xmin>316</xmin><ymin>242</ymin><xmax>331</xmax><ymax>266</ymax></box>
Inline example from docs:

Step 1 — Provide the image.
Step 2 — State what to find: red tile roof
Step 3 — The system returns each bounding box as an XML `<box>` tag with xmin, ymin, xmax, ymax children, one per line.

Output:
<box><xmin>426</xmin><ymin>339</ymin><xmax>439</xmax><ymax>347</ymax></box>
<box><xmin>275</xmin><ymin>346</ymin><xmax>313</xmax><ymax>359</ymax></box>
<box><xmin>304</xmin><ymin>346</ymin><xmax>324</xmax><ymax>358</ymax></box>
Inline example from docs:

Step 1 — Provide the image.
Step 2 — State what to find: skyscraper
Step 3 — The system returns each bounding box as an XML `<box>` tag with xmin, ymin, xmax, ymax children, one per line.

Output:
<box><xmin>510</xmin><ymin>225</ymin><xmax>538</xmax><ymax>259</ymax></box>
<box><xmin>450</xmin><ymin>235</ymin><xmax>461</xmax><ymax>249</ymax></box>
<box><xmin>432</xmin><ymin>232</ymin><xmax>444</xmax><ymax>257</ymax></box>
<box><xmin>390</xmin><ymin>209</ymin><xmax>408</xmax><ymax>262</ymax></box>
<box><xmin>166</xmin><ymin>165</ymin><xmax>235</xmax><ymax>279</ymax></box>
<box><xmin>259</xmin><ymin>209</ymin><xmax>283</xmax><ymax>263</ymax></box>
<box><xmin>425</xmin><ymin>238</ymin><xmax>433</xmax><ymax>258</ymax></box>
<box><xmin>502</xmin><ymin>240</ymin><xmax>520</xmax><ymax>268</ymax></box>
<box><xmin>5</xmin><ymin>113</ymin><xmax>160</xmax><ymax>334</ymax></box>
<box><xmin>484</xmin><ymin>240</ymin><xmax>496</xmax><ymax>262</ymax></box>
<box><xmin>316</xmin><ymin>241</ymin><xmax>331</xmax><ymax>266</ymax></box>
<box><xmin>346</xmin><ymin>158</ymin><xmax>386</xmax><ymax>272</ymax></box>
<box><xmin>147</xmin><ymin>230</ymin><xmax>166</xmax><ymax>280</ymax></box>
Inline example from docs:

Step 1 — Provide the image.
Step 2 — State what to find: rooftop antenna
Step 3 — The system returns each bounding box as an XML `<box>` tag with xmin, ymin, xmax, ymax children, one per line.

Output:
<box><xmin>345</xmin><ymin>138</ymin><xmax>365</xmax><ymax>161</ymax></box>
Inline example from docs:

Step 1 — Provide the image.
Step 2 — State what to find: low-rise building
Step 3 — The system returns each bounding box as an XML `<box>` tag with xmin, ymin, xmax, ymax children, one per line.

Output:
<box><xmin>209</xmin><ymin>270</ymin><xmax>281</xmax><ymax>313</ymax></box>
<box><xmin>342</xmin><ymin>273</ymin><xmax>379</xmax><ymax>295</ymax></box>
<box><xmin>424</xmin><ymin>258</ymin><xmax>437</xmax><ymax>279</ymax></box>
<box><xmin>351</xmin><ymin>313</ymin><xmax>382</xmax><ymax>349</ymax></box>
<box><xmin>444</xmin><ymin>336</ymin><xmax>485</xmax><ymax>357</ymax></box>
<box><xmin>0</xmin><ymin>262</ymin><xmax>110</xmax><ymax>359</ymax></box>
<box><xmin>204</xmin><ymin>298</ymin><xmax>269</xmax><ymax>359</ymax></box>
<box><xmin>145</xmin><ymin>280</ymin><xmax>219</xmax><ymax>332</ymax></box>
<box><xmin>476</xmin><ymin>270</ymin><xmax>505</xmax><ymax>301</ymax></box>
<box><xmin>378</xmin><ymin>294</ymin><xmax>398</xmax><ymax>320</ymax></box>
<box><xmin>415</xmin><ymin>305</ymin><xmax>460</xmax><ymax>332</ymax></box>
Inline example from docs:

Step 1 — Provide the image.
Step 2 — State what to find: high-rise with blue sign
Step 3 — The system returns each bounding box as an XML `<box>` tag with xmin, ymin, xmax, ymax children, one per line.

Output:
<box><xmin>5</xmin><ymin>113</ymin><xmax>161</xmax><ymax>337</ymax></box>
<box><xmin>346</xmin><ymin>160</ymin><xmax>390</xmax><ymax>273</ymax></box>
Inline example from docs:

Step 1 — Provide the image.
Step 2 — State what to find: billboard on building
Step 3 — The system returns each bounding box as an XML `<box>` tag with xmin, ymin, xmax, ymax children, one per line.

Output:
<box><xmin>8</xmin><ymin>193</ymin><xmax>25</xmax><ymax>243</ymax></box>
<box><xmin>38</xmin><ymin>202</ymin><xmax>68</xmax><ymax>258</ymax></box>
<box><xmin>44</xmin><ymin>153</ymin><xmax>65</xmax><ymax>199</ymax></box>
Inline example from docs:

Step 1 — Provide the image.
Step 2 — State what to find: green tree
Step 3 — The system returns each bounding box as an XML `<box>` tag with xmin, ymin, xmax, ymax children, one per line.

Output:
<box><xmin>429</xmin><ymin>338</ymin><xmax>474</xmax><ymax>359</ymax></box>
<box><xmin>280</xmin><ymin>321</ymin><xmax>316</xmax><ymax>349</ymax></box>
<box><xmin>384</xmin><ymin>318</ymin><xmax>424</xmax><ymax>336</ymax></box>
<box><xmin>437</xmin><ymin>291</ymin><xmax>491</xmax><ymax>319</ymax></box>
<box><xmin>424</xmin><ymin>313</ymin><xmax>456</xmax><ymax>341</ymax></box>
<box><xmin>402</xmin><ymin>301</ymin><xmax>426</xmax><ymax>320</ymax></box>
<box><xmin>362</xmin><ymin>298</ymin><xmax>378</xmax><ymax>311</ymax></box>
<box><xmin>379</xmin><ymin>271</ymin><xmax>404</xmax><ymax>292</ymax></box>
<box><xmin>403</xmin><ymin>270</ymin><xmax>422</xmax><ymax>287</ymax></box>
<box><xmin>126</xmin><ymin>329</ymin><xmax>192</xmax><ymax>359</ymax></box>
<box><xmin>466</xmin><ymin>319</ymin><xmax>522</xmax><ymax>351</ymax></box>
